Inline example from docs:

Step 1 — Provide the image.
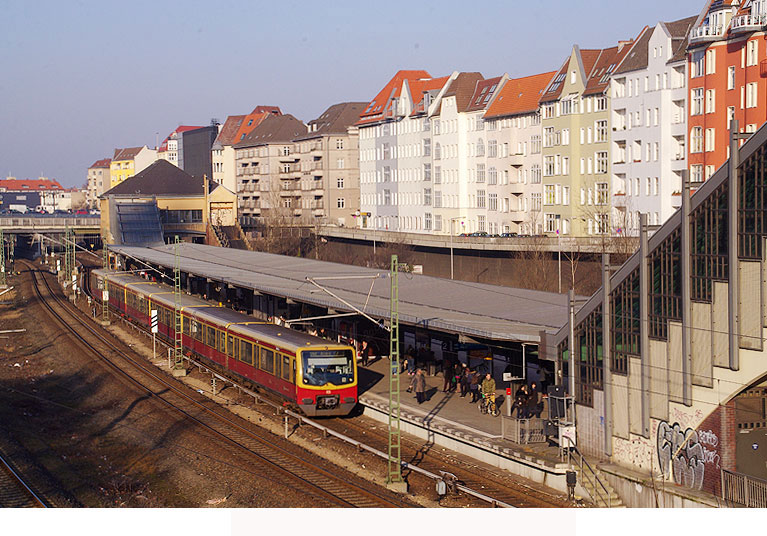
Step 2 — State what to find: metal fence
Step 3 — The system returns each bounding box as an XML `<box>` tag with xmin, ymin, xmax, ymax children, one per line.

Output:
<box><xmin>722</xmin><ymin>469</ymin><xmax>767</xmax><ymax>508</ymax></box>
<box><xmin>501</xmin><ymin>416</ymin><xmax>546</xmax><ymax>444</ymax></box>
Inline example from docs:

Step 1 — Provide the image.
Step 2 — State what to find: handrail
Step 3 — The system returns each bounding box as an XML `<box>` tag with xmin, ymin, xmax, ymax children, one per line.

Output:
<box><xmin>565</xmin><ymin>437</ymin><xmax>612</xmax><ymax>507</ymax></box>
<box><xmin>722</xmin><ymin>468</ymin><xmax>767</xmax><ymax>508</ymax></box>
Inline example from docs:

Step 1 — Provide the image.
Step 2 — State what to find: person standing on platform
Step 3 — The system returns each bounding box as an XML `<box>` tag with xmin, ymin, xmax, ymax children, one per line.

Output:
<box><xmin>459</xmin><ymin>364</ymin><xmax>470</xmax><ymax>397</ymax></box>
<box><xmin>359</xmin><ymin>340</ymin><xmax>371</xmax><ymax>367</ymax></box>
<box><xmin>413</xmin><ymin>369</ymin><xmax>426</xmax><ymax>404</ymax></box>
<box><xmin>513</xmin><ymin>384</ymin><xmax>529</xmax><ymax>418</ymax></box>
<box><xmin>469</xmin><ymin>369</ymin><xmax>480</xmax><ymax>402</ymax></box>
<box><xmin>527</xmin><ymin>381</ymin><xmax>543</xmax><ymax>418</ymax></box>
<box><xmin>442</xmin><ymin>359</ymin><xmax>454</xmax><ymax>392</ymax></box>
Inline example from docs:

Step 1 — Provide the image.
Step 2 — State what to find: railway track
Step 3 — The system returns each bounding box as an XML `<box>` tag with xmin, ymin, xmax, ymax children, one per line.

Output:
<box><xmin>0</xmin><ymin>451</ymin><xmax>48</xmax><ymax>507</ymax></box>
<box><xmin>76</xmin><ymin>258</ymin><xmax>568</xmax><ymax>507</ymax></box>
<box><xmin>25</xmin><ymin>261</ymin><xmax>409</xmax><ymax>508</ymax></box>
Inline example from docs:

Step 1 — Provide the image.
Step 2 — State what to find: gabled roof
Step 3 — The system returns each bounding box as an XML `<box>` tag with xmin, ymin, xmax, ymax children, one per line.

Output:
<box><xmin>0</xmin><ymin>178</ymin><xmax>64</xmax><ymax>191</ymax></box>
<box><xmin>90</xmin><ymin>158</ymin><xmax>112</xmax><ymax>169</ymax></box>
<box><xmin>614</xmin><ymin>27</ymin><xmax>651</xmax><ymax>75</ymax></box>
<box><xmin>440</xmin><ymin>72</ymin><xmax>485</xmax><ymax>113</ymax></box>
<box><xmin>113</xmin><ymin>147</ymin><xmax>145</xmax><ymax>161</ymax></box>
<box><xmin>213</xmin><ymin>115</ymin><xmax>246</xmax><ymax>148</ymax></box>
<box><xmin>234</xmin><ymin>114</ymin><xmax>306</xmax><ymax>148</ymax></box>
<box><xmin>583</xmin><ymin>40</ymin><xmax>634</xmax><ymax>96</ymax></box>
<box><xmin>101</xmin><ymin>160</ymin><xmax>214</xmax><ymax>197</ymax></box>
<box><xmin>295</xmin><ymin>102</ymin><xmax>368</xmax><ymax>141</ymax></box>
<box><xmin>232</xmin><ymin>106</ymin><xmax>282</xmax><ymax>144</ymax></box>
<box><xmin>357</xmin><ymin>70</ymin><xmax>432</xmax><ymax>126</ymax></box>
<box><xmin>159</xmin><ymin>126</ymin><xmax>205</xmax><ymax>152</ymax></box>
<box><xmin>407</xmin><ymin>76</ymin><xmax>450</xmax><ymax>116</ymax></box>
<box><xmin>484</xmin><ymin>71</ymin><xmax>557</xmax><ymax>119</ymax></box>
<box><xmin>667</xmin><ymin>16</ymin><xmax>697</xmax><ymax>64</ymax></box>
<box><xmin>465</xmin><ymin>76</ymin><xmax>503</xmax><ymax>113</ymax></box>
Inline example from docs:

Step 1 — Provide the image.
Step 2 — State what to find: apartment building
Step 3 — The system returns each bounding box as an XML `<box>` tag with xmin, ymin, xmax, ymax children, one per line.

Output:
<box><xmin>688</xmin><ymin>0</ymin><xmax>767</xmax><ymax>179</ymax></box>
<box><xmin>611</xmin><ymin>17</ymin><xmax>695</xmax><ymax>234</ymax></box>
<box><xmin>483</xmin><ymin>71</ymin><xmax>556</xmax><ymax>235</ymax></box>
<box><xmin>358</xmin><ymin>70</ymin><xmax>450</xmax><ymax>233</ymax></box>
<box><xmin>540</xmin><ymin>41</ymin><xmax>634</xmax><ymax>236</ymax></box>
<box><xmin>293</xmin><ymin>102</ymin><xmax>366</xmax><ymax>226</ymax></box>
<box><xmin>109</xmin><ymin>146</ymin><xmax>157</xmax><ymax>189</ymax></box>
<box><xmin>233</xmin><ymin>114</ymin><xmax>307</xmax><ymax>226</ymax></box>
<box><xmin>158</xmin><ymin>126</ymin><xmax>204</xmax><ymax>167</ymax></box>
<box><xmin>87</xmin><ymin>158</ymin><xmax>111</xmax><ymax>209</ymax></box>
<box><xmin>212</xmin><ymin>106</ymin><xmax>281</xmax><ymax>192</ymax></box>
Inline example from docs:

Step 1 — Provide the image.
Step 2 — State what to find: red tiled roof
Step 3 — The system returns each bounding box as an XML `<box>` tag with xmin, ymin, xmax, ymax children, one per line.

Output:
<box><xmin>441</xmin><ymin>72</ymin><xmax>485</xmax><ymax>113</ymax></box>
<box><xmin>232</xmin><ymin>106</ymin><xmax>282</xmax><ymax>144</ymax></box>
<box><xmin>89</xmin><ymin>158</ymin><xmax>111</xmax><ymax>169</ymax></box>
<box><xmin>213</xmin><ymin>115</ymin><xmax>246</xmax><ymax>146</ymax></box>
<box><xmin>357</xmin><ymin>70</ymin><xmax>432</xmax><ymax>125</ymax></box>
<box><xmin>113</xmin><ymin>147</ymin><xmax>144</xmax><ymax>161</ymax></box>
<box><xmin>583</xmin><ymin>42</ymin><xmax>634</xmax><ymax>96</ymax></box>
<box><xmin>465</xmin><ymin>76</ymin><xmax>503</xmax><ymax>113</ymax></box>
<box><xmin>0</xmin><ymin>178</ymin><xmax>64</xmax><ymax>191</ymax></box>
<box><xmin>484</xmin><ymin>71</ymin><xmax>557</xmax><ymax>119</ymax></box>
<box><xmin>158</xmin><ymin>125</ymin><xmax>205</xmax><ymax>152</ymax></box>
<box><xmin>407</xmin><ymin>76</ymin><xmax>450</xmax><ymax>116</ymax></box>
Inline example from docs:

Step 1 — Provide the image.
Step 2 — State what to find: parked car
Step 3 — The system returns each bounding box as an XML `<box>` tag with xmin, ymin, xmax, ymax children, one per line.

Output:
<box><xmin>468</xmin><ymin>232</ymin><xmax>488</xmax><ymax>237</ymax></box>
<box><xmin>499</xmin><ymin>232</ymin><xmax>518</xmax><ymax>238</ymax></box>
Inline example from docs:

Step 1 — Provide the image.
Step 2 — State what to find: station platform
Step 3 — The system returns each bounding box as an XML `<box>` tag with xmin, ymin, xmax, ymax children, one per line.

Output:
<box><xmin>356</xmin><ymin>357</ymin><xmax>574</xmax><ymax>493</ymax></box>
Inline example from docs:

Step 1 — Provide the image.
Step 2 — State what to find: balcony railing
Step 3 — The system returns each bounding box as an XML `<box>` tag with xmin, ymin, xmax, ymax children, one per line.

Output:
<box><xmin>731</xmin><ymin>13</ymin><xmax>767</xmax><ymax>33</ymax></box>
<box><xmin>689</xmin><ymin>24</ymin><xmax>725</xmax><ymax>43</ymax></box>
<box><xmin>311</xmin><ymin>201</ymin><xmax>324</xmax><ymax>210</ymax></box>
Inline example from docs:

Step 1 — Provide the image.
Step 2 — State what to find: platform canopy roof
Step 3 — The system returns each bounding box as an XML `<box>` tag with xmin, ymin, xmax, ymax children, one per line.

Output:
<box><xmin>110</xmin><ymin>243</ymin><xmax>570</xmax><ymax>344</ymax></box>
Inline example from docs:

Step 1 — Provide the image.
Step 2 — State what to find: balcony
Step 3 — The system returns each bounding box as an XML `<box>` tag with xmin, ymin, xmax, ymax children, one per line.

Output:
<box><xmin>309</xmin><ymin>141</ymin><xmax>323</xmax><ymax>156</ymax></box>
<box><xmin>613</xmin><ymin>192</ymin><xmax>627</xmax><ymax>209</ymax></box>
<box><xmin>311</xmin><ymin>200</ymin><xmax>324</xmax><ymax>210</ymax></box>
<box><xmin>293</xmin><ymin>208</ymin><xmax>303</xmax><ymax>216</ymax></box>
<box><xmin>278</xmin><ymin>152</ymin><xmax>298</xmax><ymax>163</ymax></box>
<box><xmin>508</xmin><ymin>154</ymin><xmax>524</xmax><ymax>167</ymax></box>
<box><xmin>280</xmin><ymin>182</ymin><xmax>300</xmax><ymax>192</ymax></box>
<box><xmin>508</xmin><ymin>210</ymin><xmax>525</xmax><ymax>222</ymax></box>
<box><xmin>731</xmin><ymin>13</ymin><xmax>767</xmax><ymax>33</ymax></box>
<box><xmin>689</xmin><ymin>23</ymin><xmax>725</xmax><ymax>43</ymax></box>
<box><xmin>508</xmin><ymin>182</ymin><xmax>525</xmax><ymax>195</ymax></box>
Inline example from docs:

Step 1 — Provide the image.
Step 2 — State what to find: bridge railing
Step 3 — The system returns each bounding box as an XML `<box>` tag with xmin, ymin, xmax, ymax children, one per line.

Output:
<box><xmin>0</xmin><ymin>215</ymin><xmax>100</xmax><ymax>228</ymax></box>
<box><xmin>722</xmin><ymin>469</ymin><xmax>767</xmax><ymax>508</ymax></box>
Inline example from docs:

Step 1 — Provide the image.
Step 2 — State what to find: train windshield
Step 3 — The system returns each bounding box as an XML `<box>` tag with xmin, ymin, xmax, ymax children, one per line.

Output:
<box><xmin>301</xmin><ymin>349</ymin><xmax>355</xmax><ymax>387</ymax></box>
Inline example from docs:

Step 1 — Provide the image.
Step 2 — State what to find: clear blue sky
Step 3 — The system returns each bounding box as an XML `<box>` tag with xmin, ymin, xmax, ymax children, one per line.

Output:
<box><xmin>0</xmin><ymin>0</ymin><xmax>704</xmax><ymax>187</ymax></box>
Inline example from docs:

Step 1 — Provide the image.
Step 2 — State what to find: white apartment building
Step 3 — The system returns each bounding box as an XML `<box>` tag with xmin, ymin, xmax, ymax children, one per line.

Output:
<box><xmin>482</xmin><ymin>72</ymin><xmax>555</xmax><ymax>235</ymax></box>
<box><xmin>358</xmin><ymin>70</ymin><xmax>450</xmax><ymax>233</ymax></box>
<box><xmin>611</xmin><ymin>17</ymin><xmax>695</xmax><ymax>234</ymax></box>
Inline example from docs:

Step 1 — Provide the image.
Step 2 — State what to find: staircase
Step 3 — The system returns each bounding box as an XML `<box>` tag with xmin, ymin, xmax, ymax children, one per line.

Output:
<box><xmin>212</xmin><ymin>225</ymin><xmax>230</xmax><ymax>248</ymax></box>
<box><xmin>566</xmin><ymin>440</ymin><xmax>625</xmax><ymax>507</ymax></box>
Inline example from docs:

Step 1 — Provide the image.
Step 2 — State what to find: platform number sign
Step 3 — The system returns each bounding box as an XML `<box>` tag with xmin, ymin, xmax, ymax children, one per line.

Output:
<box><xmin>151</xmin><ymin>309</ymin><xmax>158</xmax><ymax>334</ymax></box>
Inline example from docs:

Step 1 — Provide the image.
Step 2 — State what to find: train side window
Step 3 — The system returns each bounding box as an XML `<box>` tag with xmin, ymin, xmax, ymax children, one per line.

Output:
<box><xmin>220</xmin><ymin>331</ymin><xmax>226</xmax><ymax>353</ymax></box>
<box><xmin>282</xmin><ymin>355</ymin><xmax>291</xmax><ymax>382</ymax></box>
<box><xmin>192</xmin><ymin>320</ymin><xmax>202</xmax><ymax>341</ymax></box>
<box><xmin>227</xmin><ymin>335</ymin><xmax>234</xmax><ymax>357</ymax></box>
<box><xmin>183</xmin><ymin>316</ymin><xmax>190</xmax><ymax>336</ymax></box>
<box><xmin>261</xmin><ymin>348</ymin><xmax>274</xmax><ymax>374</ymax></box>
<box><xmin>205</xmin><ymin>326</ymin><xmax>215</xmax><ymax>347</ymax></box>
<box><xmin>274</xmin><ymin>354</ymin><xmax>281</xmax><ymax>378</ymax></box>
<box><xmin>240</xmin><ymin>341</ymin><xmax>253</xmax><ymax>365</ymax></box>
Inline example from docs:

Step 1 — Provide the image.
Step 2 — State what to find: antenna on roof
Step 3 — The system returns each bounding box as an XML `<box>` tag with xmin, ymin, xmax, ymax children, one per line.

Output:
<box><xmin>211</xmin><ymin>118</ymin><xmax>220</xmax><ymax>126</ymax></box>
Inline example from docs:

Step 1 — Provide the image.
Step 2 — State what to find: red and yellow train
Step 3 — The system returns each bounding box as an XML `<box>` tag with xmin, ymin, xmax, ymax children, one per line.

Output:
<box><xmin>92</xmin><ymin>269</ymin><xmax>357</xmax><ymax>416</ymax></box>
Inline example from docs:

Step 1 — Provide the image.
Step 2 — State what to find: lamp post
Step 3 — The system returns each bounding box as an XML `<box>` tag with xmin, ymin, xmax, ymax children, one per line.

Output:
<box><xmin>557</xmin><ymin>228</ymin><xmax>561</xmax><ymax>294</ymax></box>
<box><xmin>449</xmin><ymin>217</ymin><xmax>465</xmax><ymax>280</ymax></box>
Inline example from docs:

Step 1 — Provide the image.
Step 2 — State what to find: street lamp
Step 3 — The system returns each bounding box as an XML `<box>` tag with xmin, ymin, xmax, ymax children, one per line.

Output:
<box><xmin>557</xmin><ymin>228</ymin><xmax>561</xmax><ymax>294</ymax></box>
<box><xmin>449</xmin><ymin>216</ymin><xmax>466</xmax><ymax>280</ymax></box>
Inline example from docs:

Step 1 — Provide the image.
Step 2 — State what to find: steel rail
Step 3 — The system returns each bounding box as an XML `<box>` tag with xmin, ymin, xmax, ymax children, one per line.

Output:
<box><xmin>82</xmin><ymin>266</ymin><xmax>516</xmax><ymax>508</ymax></box>
<box><xmin>27</xmin><ymin>262</ymin><xmax>404</xmax><ymax>508</ymax></box>
<box><xmin>0</xmin><ymin>452</ymin><xmax>48</xmax><ymax>508</ymax></box>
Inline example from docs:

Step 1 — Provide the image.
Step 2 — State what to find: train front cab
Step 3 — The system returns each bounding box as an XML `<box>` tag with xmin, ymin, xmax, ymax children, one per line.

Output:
<box><xmin>295</xmin><ymin>346</ymin><xmax>357</xmax><ymax>417</ymax></box>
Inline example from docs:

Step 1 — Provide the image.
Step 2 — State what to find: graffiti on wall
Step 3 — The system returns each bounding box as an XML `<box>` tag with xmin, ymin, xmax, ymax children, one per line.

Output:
<box><xmin>656</xmin><ymin>421</ymin><xmax>720</xmax><ymax>491</ymax></box>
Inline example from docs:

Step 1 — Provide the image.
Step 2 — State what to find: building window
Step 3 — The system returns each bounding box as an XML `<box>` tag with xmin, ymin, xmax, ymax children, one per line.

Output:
<box><xmin>691</xmin><ymin>88</ymin><xmax>704</xmax><ymax>115</ymax></box>
<box><xmin>691</xmin><ymin>50</ymin><xmax>704</xmax><ymax>78</ymax></box>
<box><xmin>424</xmin><ymin>163</ymin><xmax>431</xmax><ymax>181</ymax></box>
<box><xmin>434</xmin><ymin>143</ymin><xmax>441</xmax><ymax>160</ymax></box>
<box><xmin>337</xmin><ymin>177</ymin><xmax>344</xmax><ymax>189</ymax></box>
<box><xmin>434</xmin><ymin>166</ymin><xmax>441</xmax><ymax>184</ymax></box>
<box><xmin>691</xmin><ymin>164</ymin><xmax>703</xmax><ymax>183</ymax></box>
<box><xmin>531</xmin><ymin>193</ymin><xmax>542</xmax><ymax>211</ymax></box>
<box><xmin>595</xmin><ymin>120</ymin><xmax>608</xmax><ymax>143</ymax></box>
<box><xmin>424</xmin><ymin>213</ymin><xmax>432</xmax><ymax>231</ymax></box>
<box><xmin>488</xmin><ymin>167</ymin><xmax>497</xmax><ymax>185</ymax></box>
<box><xmin>337</xmin><ymin>197</ymin><xmax>345</xmax><ymax>209</ymax></box>
<box><xmin>434</xmin><ymin>191</ymin><xmax>442</xmax><ymax>208</ymax></box>
<box><xmin>705</xmin><ymin>89</ymin><xmax>715</xmax><ymax>113</ymax></box>
<box><xmin>531</xmin><ymin>135</ymin><xmax>541</xmax><ymax>154</ymax></box>
<box><xmin>595</xmin><ymin>96</ymin><xmax>607</xmax><ymax>111</ymax></box>
<box><xmin>544</xmin><ymin>185</ymin><xmax>556</xmax><ymax>205</ymax></box>
<box><xmin>423</xmin><ymin>138</ymin><xmax>431</xmax><ymax>156</ymax></box>
<box><xmin>746</xmin><ymin>82</ymin><xmax>758</xmax><ymax>108</ymax></box>
<box><xmin>424</xmin><ymin>188</ymin><xmax>432</xmax><ymax>206</ymax></box>
<box><xmin>705</xmin><ymin>49</ymin><xmax>716</xmax><ymax>74</ymax></box>
<box><xmin>488</xmin><ymin>140</ymin><xmax>498</xmax><ymax>158</ymax></box>
<box><xmin>728</xmin><ymin>66</ymin><xmax>736</xmax><ymax>90</ymax></box>
<box><xmin>383</xmin><ymin>189</ymin><xmax>391</xmax><ymax>205</ymax></box>
<box><xmin>531</xmin><ymin>164</ymin><xmax>542</xmax><ymax>184</ymax></box>
<box><xmin>476</xmin><ymin>117</ymin><xmax>484</xmax><ymax>131</ymax></box>
<box><xmin>705</xmin><ymin>128</ymin><xmax>715</xmax><ymax>152</ymax></box>
<box><xmin>488</xmin><ymin>193</ymin><xmax>498</xmax><ymax>211</ymax></box>
<box><xmin>747</xmin><ymin>39</ymin><xmax>759</xmax><ymax>66</ymax></box>
<box><xmin>545</xmin><ymin>213</ymin><xmax>560</xmax><ymax>233</ymax></box>
<box><xmin>476</xmin><ymin>164</ymin><xmax>485</xmax><ymax>183</ymax></box>
<box><xmin>476</xmin><ymin>139</ymin><xmax>485</xmax><ymax>156</ymax></box>
<box><xmin>544</xmin><ymin>156</ymin><xmax>555</xmax><ymax>176</ymax></box>
<box><xmin>596</xmin><ymin>152</ymin><xmax>608</xmax><ymax>174</ymax></box>
<box><xmin>691</xmin><ymin>127</ymin><xmax>704</xmax><ymax>153</ymax></box>
<box><xmin>477</xmin><ymin>190</ymin><xmax>486</xmax><ymax>209</ymax></box>
<box><xmin>595</xmin><ymin>182</ymin><xmax>609</xmax><ymax>205</ymax></box>
<box><xmin>477</xmin><ymin>215</ymin><xmax>486</xmax><ymax>232</ymax></box>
